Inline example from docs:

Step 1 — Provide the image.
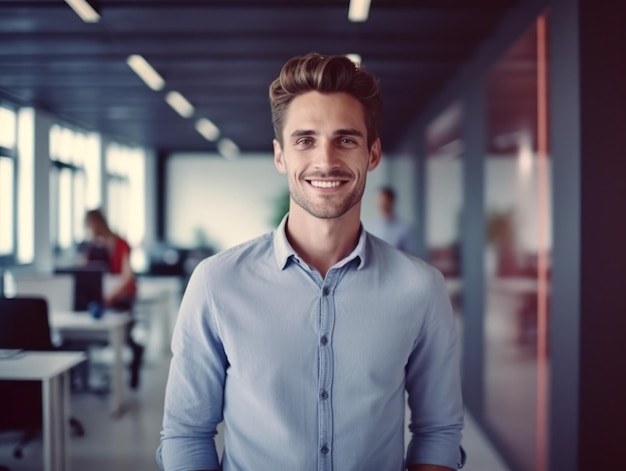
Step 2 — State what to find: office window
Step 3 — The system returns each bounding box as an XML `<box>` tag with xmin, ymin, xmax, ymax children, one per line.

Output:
<box><xmin>0</xmin><ymin>105</ymin><xmax>17</xmax><ymax>261</ymax></box>
<box><xmin>16</xmin><ymin>108</ymin><xmax>34</xmax><ymax>264</ymax></box>
<box><xmin>105</xmin><ymin>143</ymin><xmax>145</xmax><ymax>249</ymax></box>
<box><xmin>81</xmin><ymin>133</ymin><xmax>101</xmax><ymax>210</ymax></box>
<box><xmin>0</xmin><ymin>157</ymin><xmax>14</xmax><ymax>256</ymax></box>
<box><xmin>0</xmin><ymin>106</ymin><xmax>16</xmax><ymax>149</ymax></box>
<box><xmin>49</xmin><ymin>124</ymin><xmax>100</xmax><ymax>251</ymax></box>
<box><xmin>57</xmin><ymin>167</ymin><xmax>73</xmax><ymax>248</ymax></box>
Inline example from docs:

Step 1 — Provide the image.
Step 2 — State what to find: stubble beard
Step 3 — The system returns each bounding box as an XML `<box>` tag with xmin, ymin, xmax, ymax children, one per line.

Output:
<box><xmin>288</xmin><ymin>177</ymin><xmax>365</xmax><ymax>219</ymax></box>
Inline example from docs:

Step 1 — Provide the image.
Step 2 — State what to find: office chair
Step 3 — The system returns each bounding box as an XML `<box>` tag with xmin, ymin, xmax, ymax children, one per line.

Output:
<box><xmin>0</xmin><ymin>296</ymin><xmax>85</xmax><ymax>460</ymax></box>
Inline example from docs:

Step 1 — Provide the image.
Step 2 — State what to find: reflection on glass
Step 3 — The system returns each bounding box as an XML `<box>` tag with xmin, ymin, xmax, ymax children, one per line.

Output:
<box><xmin>484</xmin><ymin>15</ymin><xmax>551</xmax><ymax>471</ymax></box>
<box><xmin>425</xmin><ymin>102</ymin><xmax>464</xmax><ymax>313</ymax></box>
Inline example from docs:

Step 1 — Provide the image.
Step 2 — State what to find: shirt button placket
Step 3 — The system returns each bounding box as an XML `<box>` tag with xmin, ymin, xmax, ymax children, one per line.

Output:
<box><xmin>318</xmin><ymin>281</ymin><xmax>334</xmax><ymax>471</ymax></box>
<box><xmin>318</xmin><ymin>333</ymin><xmax>331</xmax><ymax>470</ymax></box>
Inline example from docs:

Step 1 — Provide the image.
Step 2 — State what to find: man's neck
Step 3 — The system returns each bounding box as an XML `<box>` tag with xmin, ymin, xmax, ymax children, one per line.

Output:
<box><xmin>285</xmin><ymin>206</ymin><xmax>362</xmax><ymax>279</ymax></box>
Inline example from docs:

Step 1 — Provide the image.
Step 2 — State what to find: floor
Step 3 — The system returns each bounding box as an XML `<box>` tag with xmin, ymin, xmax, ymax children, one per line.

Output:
<box><xmin>0</xmin><ymin>315</ymin><xmax>510</xmax><ymax>471</ymax></box>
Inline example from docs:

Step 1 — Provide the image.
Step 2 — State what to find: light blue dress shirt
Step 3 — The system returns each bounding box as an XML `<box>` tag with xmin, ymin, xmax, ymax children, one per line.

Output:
<box><xmin>157</xmin><ymin>217</ymin><xmax>464</xmax><ymax>471</ymax></box>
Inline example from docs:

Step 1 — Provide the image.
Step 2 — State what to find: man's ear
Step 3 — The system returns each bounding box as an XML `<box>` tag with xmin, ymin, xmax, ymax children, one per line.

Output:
<box><xmin>273</xmin><ymin>139</ymin><xmax>287</xmax><ymax>174</ymax></box>
<box><xmin>367</xmin><ymin>138</ymin><xmax>382</xmax><ymax>171</ymax></box>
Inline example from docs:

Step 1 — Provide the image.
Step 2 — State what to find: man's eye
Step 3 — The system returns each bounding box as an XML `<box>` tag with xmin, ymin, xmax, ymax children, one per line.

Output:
<box><xmin>296</xmin><ymin>138</ymin><xmax>313</xmax><ymax>146</ymax></box>
<box><xmin>339</xmin><ymin>138</ymin><xmax>358</xmax><ymax>145</ymax></box>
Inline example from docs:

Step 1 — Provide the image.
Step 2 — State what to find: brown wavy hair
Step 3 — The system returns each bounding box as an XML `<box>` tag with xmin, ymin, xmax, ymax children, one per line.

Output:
<box><xmin>269</xmin><ymin>52</ymin><xmax>383</xmax><ymax>149</ymax></box>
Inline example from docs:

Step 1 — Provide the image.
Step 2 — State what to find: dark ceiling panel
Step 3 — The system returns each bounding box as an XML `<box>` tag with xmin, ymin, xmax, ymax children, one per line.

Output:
<box><xmin>0</xmin><ymin>0</ymin><xmax>518</xmax><ymax>154</ymax></box>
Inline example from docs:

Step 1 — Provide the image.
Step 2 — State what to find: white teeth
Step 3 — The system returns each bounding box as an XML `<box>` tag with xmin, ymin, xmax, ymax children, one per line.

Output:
<box><xmin>310</xmin><ymin>180</ymin><xmax>342</xmax><ymax>188</ymax></box>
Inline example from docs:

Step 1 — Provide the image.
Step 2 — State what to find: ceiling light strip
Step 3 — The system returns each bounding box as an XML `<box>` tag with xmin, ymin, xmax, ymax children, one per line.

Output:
<box><xmin>166</xmin><ymin>91</ymin><xmax>195</xmax><ymax>118</ymax></box>
<box><xmin>348</xmin><ymin>0</ymin><xmax>372</xmax><ymax>22</ymax></box>
<box><xmin>217</xmin><ymin>138</ymin><xmax>240</xmax><ymax>160</ymax></box>
<box><xmin>64</xmin><ymin>0</ymin><xmax>100</xmax><ymax>23</ymax></box>
<box><xmin>345</xmin><ymin>53</ymin><xmax>362</xmax><ymax>65</ymax></box>
<box><xmin>195</xmin><ymin>118</ymin><xmax>220</xmax><ymax>142</ymax></box>
<box><xmin>126</xmin><ymin>55</ymin><xmax>165</xmax><ymax>91</ymax></box>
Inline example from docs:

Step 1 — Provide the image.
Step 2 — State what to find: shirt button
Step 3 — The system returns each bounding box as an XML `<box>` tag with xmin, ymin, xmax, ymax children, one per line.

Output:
<box><xmin>321</xmin><ymin>446</ymin><xmax>329</xmax><ymax>454</ymax></box>
<box><xmin>320</xmin><ymin>336</ymin><xmax>328</xmax><ymax>345</ymax></box>
<box><xmin>320</xmin><ymin>390</ymin><xmax>328</xmax><ymax>400</ymax></box>
<box><xmin>322</xmin><ymin>287</ymin><xmax>330</xmax><ymax>296</ymax></box>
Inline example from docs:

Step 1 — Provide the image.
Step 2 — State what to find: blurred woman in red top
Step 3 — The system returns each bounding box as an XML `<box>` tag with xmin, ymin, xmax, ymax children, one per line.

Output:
<box><xmin>80</xmin><ymin>209</ymin><xmax>137</xmax><ymax>308</ymax></box>
<box><xmin>80</xmin><ymin>209</ymin><xmax>143</xmax><ymax>388</ymax></box>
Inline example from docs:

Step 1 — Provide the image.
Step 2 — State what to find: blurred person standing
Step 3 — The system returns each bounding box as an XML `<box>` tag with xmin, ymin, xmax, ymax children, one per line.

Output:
<box><xmin>158</xmin><ymin>52</ymin><xmax>465</xmax><ymax>471</ymax></box>
<box><xmin>369</xmin><ymin>185</ymin><xmax>417</xmax><ymax>255</ymax></box>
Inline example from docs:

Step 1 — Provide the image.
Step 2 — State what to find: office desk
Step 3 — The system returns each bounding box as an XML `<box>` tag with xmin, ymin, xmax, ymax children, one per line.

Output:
<box><xmin>0</xmin><ymin>351</ymin><xmax>85</xmax><ymax>471</ymax></box>
<box><xmin>105</xmin><ymin>275</ymin><xmax>182</xmax><ymax>356</ymax></box>
<box><xmin>50</xmin><ymin>311</ymin><xmax>131</xmax><ymax>417</ymax></box>
<box><xmin>135</xmin><ymin>276</ymin><xmax>183</xmax><ymax>354</ymax></box>
<box><xmin>134</xmin><ymin>288</ymin><xmax>170</xmax><ymax>356</ymax></box>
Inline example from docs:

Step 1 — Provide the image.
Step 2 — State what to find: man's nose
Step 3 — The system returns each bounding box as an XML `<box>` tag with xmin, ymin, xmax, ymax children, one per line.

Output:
<box><xmin>314</xmin><ymin>141</ymin><xmax>340</xmax><ymax>169</ymax></box>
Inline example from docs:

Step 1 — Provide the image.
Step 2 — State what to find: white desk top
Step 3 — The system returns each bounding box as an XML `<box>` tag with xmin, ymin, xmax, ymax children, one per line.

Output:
<box><xmin>51</xmin><ymin>310</ymin><xmax>132</xmax><ymax>331</ymax></box>
<box><xmin>0</xmin><ymin>351</ymin><xmax>85</xmax><ymax>380</ymax></box>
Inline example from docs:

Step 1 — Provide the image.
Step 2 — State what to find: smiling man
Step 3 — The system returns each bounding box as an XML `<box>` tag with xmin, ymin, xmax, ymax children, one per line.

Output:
<box><xmin>157</xmin><ymin>52</ymin><xmax>465</xmax><ymax>471</ymax></box>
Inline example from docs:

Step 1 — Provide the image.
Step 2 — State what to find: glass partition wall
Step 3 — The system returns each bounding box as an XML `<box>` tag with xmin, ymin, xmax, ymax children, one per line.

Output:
<box><xmin>483</xmin><ymin>15</ymin><xmax>551</xmax><ymax>471</ymax></box>
<box><xmin>425</xmin><ymin>102</ymin><xmax>464</xmax><ymax>316</ymax></box>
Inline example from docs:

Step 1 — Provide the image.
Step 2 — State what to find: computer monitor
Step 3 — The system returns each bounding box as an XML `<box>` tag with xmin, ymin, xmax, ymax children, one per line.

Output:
<box><xmin>0</xmin><ymin>297</ymin><xmax>53</xmax><ymax>351</ymax></box>
<box><xmin>55</xmin><ymin>264</ymin><xmax>105</xmax><ymax>311</ymax></box>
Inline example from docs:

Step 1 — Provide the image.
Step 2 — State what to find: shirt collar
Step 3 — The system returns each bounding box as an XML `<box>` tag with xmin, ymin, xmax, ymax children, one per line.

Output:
<box><xmin>273</xmin><ymin>214</ymin><xmax>294</xmax><ymax>270</ymax></box>
<box><xmin>273</xmin><ymin>214</ymin><xmax>367</xmax><ymax>271</ymax></box>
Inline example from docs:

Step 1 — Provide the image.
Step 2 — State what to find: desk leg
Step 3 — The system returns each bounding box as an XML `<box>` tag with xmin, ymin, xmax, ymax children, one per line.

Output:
<box><xmin>62</xmin><ymin>371</ymin><xmax>71</xmax><ymax>471</ymax></box>
<box><xmin>42</xmin><ymin>372</ymin><xmax>70</xmax><ymax>471</ymax></box>
<box><xmin>109</xmin><ymin>324</ymin><xmax>126</xmax><ymax>417</ymax></box>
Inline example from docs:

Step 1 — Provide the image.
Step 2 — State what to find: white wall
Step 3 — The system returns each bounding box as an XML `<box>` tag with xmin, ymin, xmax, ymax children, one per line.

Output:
<box><xmin>426</xmin><ymin>157</ymin><xmax>463</xmax><ymax>247</ymax></box>
<box><xmin>166</xmin><ymin>152</ymin><xmax>391</xmax><ymax>252</ymax></box>
<box><xmin>386</xmin><ymin>154</ymin><xmax>417</xmax><ymax>226</ymax></box>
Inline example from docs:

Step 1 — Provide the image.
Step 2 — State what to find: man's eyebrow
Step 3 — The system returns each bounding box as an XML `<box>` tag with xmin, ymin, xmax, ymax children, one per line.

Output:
<box><xmin>289</xmin><ymin>128</ymin><xmax>365</xmax><ymax>138</ymax></box>
<box><xmin>334</xmin><ymin>128</ymin><xmax>364</xmax><ymax>137</ymax></box>
<box><xmin>290</xmin><ymin>129</ymin><xmax>316</xmax><ymax>138</ymax></box>
<box><xmin>291</xmin><ymin>128</ymin><xmax>363</xmax><ymax>137</ymax></box>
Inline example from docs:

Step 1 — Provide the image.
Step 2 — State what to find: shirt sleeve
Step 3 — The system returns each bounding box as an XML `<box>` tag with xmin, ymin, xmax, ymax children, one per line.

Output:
<box><xmin>405</xmin><ymin>266</ymin><xmax>466</xmax><ymax>469</ymax></box>
<box><xmin>157</xmin><ymin>260</ymin><xmax>226</xmax><ymax>471</ymax></box>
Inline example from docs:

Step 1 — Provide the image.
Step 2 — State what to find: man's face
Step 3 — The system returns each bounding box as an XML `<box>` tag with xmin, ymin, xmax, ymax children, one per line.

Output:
<box><xmin>273</xmin><ymin>91</ymin><xmax>381</xmax><ymax>220</ymax></box>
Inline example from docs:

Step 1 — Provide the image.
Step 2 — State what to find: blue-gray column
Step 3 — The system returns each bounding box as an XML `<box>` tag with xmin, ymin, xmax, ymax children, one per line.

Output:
<box><xmin>548</xmin><ymin>2</ymin><xmax>580</xmax><ymax>470</ymax></box>
<box><xmin>460</xmin><ymin>81</ymin><xmax>486</xmax><ymax>417</ymax></box>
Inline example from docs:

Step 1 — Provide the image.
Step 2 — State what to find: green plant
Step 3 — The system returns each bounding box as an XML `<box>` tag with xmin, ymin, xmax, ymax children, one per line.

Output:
<box><xmin>270</xmin><ymin>188</ymin><xmax>291</xmax><ymax>227</ymax></box>
<box><xmin>486</xmin><ymin>209</ymin><xmax>514</xmax><ymax>246</ymax></box>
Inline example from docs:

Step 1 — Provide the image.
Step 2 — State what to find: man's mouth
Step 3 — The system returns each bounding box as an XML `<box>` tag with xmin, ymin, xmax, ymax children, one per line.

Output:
<box><xmin>308</xmin><ymin>180</ymin><xmax>344</xmax><ymax>189</ymax></box>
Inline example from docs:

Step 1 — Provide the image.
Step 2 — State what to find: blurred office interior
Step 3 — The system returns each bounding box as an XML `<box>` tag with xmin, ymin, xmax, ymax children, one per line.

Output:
<box><xmin>0</xmin><ymin>0</ymin><xmax>625</xmax><ymax>470</ymax></box>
